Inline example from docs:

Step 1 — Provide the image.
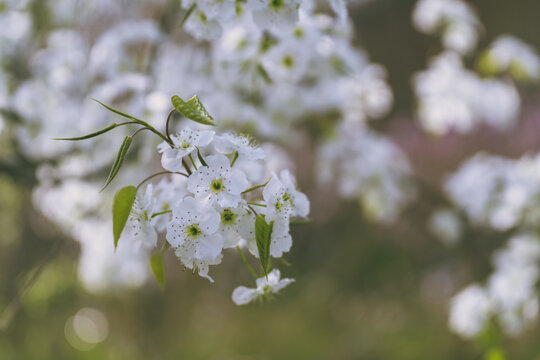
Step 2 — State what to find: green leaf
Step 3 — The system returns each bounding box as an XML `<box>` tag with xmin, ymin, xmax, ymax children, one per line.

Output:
<box><xmin>256</xmin><ymin>63</ymin><xmax>272</xmax><ymax>84</ymax></box>
<box><xmin>171</xmin><ymin>95</ymin><xmax>215</xmax><ymax>126</ymax></box>
<box><xmin>112</xmin><ymin>185</ymin><xmax>137</xmax><ymax>249</ymax></box>
<box><xmin>53</xmin><ymin>123</ymin><xmax>120</xmax><ymax>141</ymax></box>
<box><xmin>92</xmin><ymin>99</ymin><xmax>171</xmax><ymax>143</ymax></box>
<box><xmin>255</xmin><ymin>215</ymin><xmax>273</xmax><ymax>276</ymax></box>
<box><xmin>101</xmin><ymin>136</ymin><xmax>132</xmax><ymax>191</ymax></box>
<box><xmin>149</xmin><ymin>252</ymin><xmax>165</xmax><ymax>291</ymax></box>
<box><xmin>91</xmin><ymin>98</ymin><xmax>143</xmax><ymax>122</ymax></box>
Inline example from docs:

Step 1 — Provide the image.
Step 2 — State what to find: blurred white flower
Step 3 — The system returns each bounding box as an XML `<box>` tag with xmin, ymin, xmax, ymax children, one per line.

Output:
<box><xmin>449</xmin><ymin>284</ymin><xmax>491</xmax><ymax>338</ymax></box>
<box><xmin>232</xmin><ymin>269</ymin><xmax>294</xmax><ymax>305</ymax></box>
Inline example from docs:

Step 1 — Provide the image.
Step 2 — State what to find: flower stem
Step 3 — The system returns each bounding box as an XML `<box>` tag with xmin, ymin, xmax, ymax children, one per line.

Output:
<box><xmin>236</xmin><ymin>246</ymin><xmax>258</xmax><ymax>280</ymax></box>
<box><xmin>165</xmin><ymin>109</ymin><xmax>175</xmax><ymax>143</ymax></box>
<box><xmin>188</xmin><ymin>153</ymin><xmax>198</xmax><ymax>171</ymax></box>
<box><xmin>136</xmin><ymin>171</ymin><xmax>188</xmax><ymax>190</ymax></box>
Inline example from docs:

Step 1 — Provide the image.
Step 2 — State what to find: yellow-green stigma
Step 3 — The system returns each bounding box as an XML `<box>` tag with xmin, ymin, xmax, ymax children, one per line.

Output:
<box><xmin>221</xmin><ymin>209</ymin><xmax>237</xmax><ymax>224</ymax></box>
<box><xmin>210</xmin><ymin>179</ymin><xmax>224</xmax><ymax>194</ymax></box>
<box><xmin>282</xmin><ymin>55</ymin><xmax>294</xmax><ymax>68</ymax></box>
<box><xmin>187</xmin><ymin>224</ymin><xmax>202</xmax><ymax>237</ymax></box>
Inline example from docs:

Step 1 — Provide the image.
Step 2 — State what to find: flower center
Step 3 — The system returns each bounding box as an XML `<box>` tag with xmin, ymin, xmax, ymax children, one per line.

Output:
<box><xmin>181</xmin><ymin>140</ymin><xmax>191</xmax><ymax>150</ymax></box>
<box><xmin>269</xmin><ymin>0</ymin><xmax>284</xmax><ymax>10</ymax></box>
<box><xmin>187</xmin><ymin>224</ymin><xmax>202</xmax><ymax>238</ymax></box>
<box><xmin>282</xmin><ymin>55</ymin><xmax>294</xmax><ymax>68</ymax></box>
<box><xmin>221</xmin><ymin>209</ymin><xmax>236</xmax><ymax>224</ymax></box>
<box><xmin>210</xmin><ymin>179</ymin><xmax>224</xmax><ymax>194</ymax></box>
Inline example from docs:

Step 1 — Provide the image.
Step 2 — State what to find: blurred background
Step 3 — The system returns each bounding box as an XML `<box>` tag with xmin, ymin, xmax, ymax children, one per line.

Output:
<box><xmin>2</xmin><ymin>0</ymin><xmax>540</xmax><ymax>359</ymax></box>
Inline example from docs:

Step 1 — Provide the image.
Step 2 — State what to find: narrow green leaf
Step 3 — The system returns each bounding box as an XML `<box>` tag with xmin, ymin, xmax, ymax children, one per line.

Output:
<box><xmin>54</xmin><ymin>123</ymin><xmax>119</xmax><ymax>141</ymax></box>
<box><xmin>255</xmin><ymin>215</ymin><xmax>273</xmax><ymax>276</ymax></box>
<box><xmin>149</xmin><ymin>252</ymin><xmax>166</xmax><ymax>291</ymax></box>
<box><xmin>112</xmin><ymin>185</ymin><xmax>137</xmax><ymax>249</ymax></box>
<box><xmin>241</xmin><ymin>178</ymin><xmax>270</xmax><ymax>194</ymax></box>
<box><xmin>91</xmin><ymin>98</ymin><xmax>143</xmax><ymax>122</ymax></box>
<box><xmin>101</xmin><ymin>136</ymin><xmax>132</xmax><ymax>191</ymax></box>
<box><xmin>256</xmin><ymin>63</ymin><xmax>272</xmax><ymax>84</ymax></box>
<box><xmin>195</xmin><ymin>146</ymin><xmax>208</xmax><ymax>167</ymax></box>
<box><xmin>171</xmin><ymin>95</ymin><xmax>215</xmax><ymax>126</ymax></box>
<box><xmin>92</xmin><ymin>98</ymin><xmax>171</xmax><ymax>144</ymax></box>
<box><xmin>178</xmin><ymin>3</ymin><xmax>196</xmax><ymax>28</ymax></box>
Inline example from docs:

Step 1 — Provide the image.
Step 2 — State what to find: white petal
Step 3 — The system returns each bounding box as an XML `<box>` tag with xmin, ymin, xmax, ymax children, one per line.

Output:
<box><xmin>227</xmin><ymin>168</ymin><xmax>249</xmax><ymax>194</ymax></box>
<box><xmin>196</xmin><ymin>233</ymin><xmax>224</xmax><ymax>261</ymax></box>
<box><xmin>161</xmin><ymin>152</ymin><xmax>184</xmax><ymax>172</ymax></box>
<box><xmin>293</xmin><ymin>191</ymin><xmax>310</xmax><ymax>218</ymax></box>
<box><xmin>206</xmin><ymin>154</ymin><xmax>231</xmax><ymax>169</ymax></box>
<box><xmin>232</xmin><ymin>286</ymin><xmax>258</xmax><ymax>305</ymax></box>
<box><xmin>217</xmin><ymin>192</ymin><xmax>241</xmax><ymax>208</ymax></box>
<box><xmin>197</xmin><ymin>130</ymin><xmax>215</xmax><ymax>147</ymax></box>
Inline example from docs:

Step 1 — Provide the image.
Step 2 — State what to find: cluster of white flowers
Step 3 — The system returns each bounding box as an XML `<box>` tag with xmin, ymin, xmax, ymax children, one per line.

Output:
<box><xmin>412</xmin><ymin>0</ymin><xmax>540</xmax><ymax>136</ymax></box>
<box><xmin>479</xmin><ymin>35</ymin><xmax>540</xmax><ymax>82</ymax></box>
<box><xmin>181</xmin><ymin>0</ymin><xmax>301</xmax><ymax>41</ymax></box>
<box><xmin>104</xmin><ymin>125</ymin><xmax>309</xmax><ymax>298</ymax></box>
<box><xmin>443</xmin><ymin>151</ymin><xmax>540</xmax><ymax>338</ymax></box>
<box><xmin>445</xmin><ymin>152</ymin><xmax>540</xmax><ymax>231</ymax></box>
<box><xmin>318</xmin><ymin>124</ymin><xmax>415</xmax><ymax>223</ymax></box>
<box><xmin>414</xmin><ymin>52</ymin><xmax>520</xmax><ymax>136</ymax></box>
<box><xmin>413</xmin><ymin>0</ymin><xmax>480</xmax><ymax>55</ymax></box>
<box><xmin>450</xmin><ymin>234</ymin><xmax>540</xmax><ymax>338</ymax></box>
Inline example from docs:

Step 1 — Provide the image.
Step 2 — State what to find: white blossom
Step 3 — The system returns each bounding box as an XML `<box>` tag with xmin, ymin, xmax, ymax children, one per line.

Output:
<box><xmin>158</xmin><ymin>129</ymin><xmax>215</xmax><ymax>172</ymax></box>
<box><xmin>449</xmin><ymin>285</ymin><xmax>491</xmax><ymax>338</ymax></box>
<box><xmin>232</xmin><ymin>269</ymin><xmax>294</xmax><ymax>305</ymax></box>
<box><xmin>263</xmin><ymin>169</ymin><xmax>309</xmax><ymax>223</ymax></box>
<box><xmin>167</xmin><ymin>197</ymin><xmax>224</xmax><ymax>281</ymax></box>
<box><xmin>187</xmin><ymin>154</ymin><xmax>249</xmax><ymax>207</ymax></box>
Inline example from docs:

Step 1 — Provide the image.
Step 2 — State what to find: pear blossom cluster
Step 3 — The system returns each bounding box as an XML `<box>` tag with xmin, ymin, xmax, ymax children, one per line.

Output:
<box><xmin>479</xmin><ymin>35</ymin><xmax>540</xmax><ymax>82</ymax></box>
<box><xmin>412</xmin><ymin>0</ymin><xmax>540</xmax><ymax>136</ymax></box>
<box><xmin>441</xmin><ymin>151</ymin><xmax>540</xmax><ymax>338</ymax></box>
<box><xmin>111</xmin><ymin>126</ymin><xmax>309</xmax><ymax>297</ymax></box>
<box><xmin>413</xmin><ymin>0</ymin><xmax>480</xmax><ymax>55</ymax></box>
<box><xmin>450</xmin><ymin>234</ymin><xmax>540</xmax><ymax>338</ymax></box>
<box><xmin>445</xmin><ymin>152</ymin><xmax>540</xmax><ymax>231</ymax></box>
<box><xmin>318</xmin><ymin>124</ymin><xmax>415</xmax><ymax>223</ymax></box>
<box><xmin>181</xmin><ymin>0</ymin><xmax>302</xmax><ymax>40</ymax></box>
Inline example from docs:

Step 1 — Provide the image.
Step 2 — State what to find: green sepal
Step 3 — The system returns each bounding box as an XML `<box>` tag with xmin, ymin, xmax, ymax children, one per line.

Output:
<box><xmin>53</xmin><ymin>123</ymin><xmax>120</xmax><ymax>141</ymax></box>
<box><xmin>112</xmin><ymin>185</ymin><xmax>137</xmax><ymax>250</ymax></box>
<box><xmin>149</xmin><ymin>252</ymin><xmax>166</xmax><ymax>291</ymax></box>
<box><xmin>255</xmin><ymin>214</ymin><xmax>273</xmax><ymax>276</ymax></box>
<box><xmin>241</xmin><ymin>178</ymin><xmax>270</xmax><ymax>194</ymax></box>
<box><xmin>101</xmin><ymin>136</ymin><xmax>132</xmax><ymax>191</ymax></box>
<box><xmin>171</xmin><ymin>95</ymin><xmax>215</xmax><ymax>126</ymax></box>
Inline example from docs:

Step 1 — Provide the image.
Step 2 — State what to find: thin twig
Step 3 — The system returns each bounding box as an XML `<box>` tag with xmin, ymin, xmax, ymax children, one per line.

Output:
<box><xmin>136</xmin><ymin>171</ymin><xmax>188</xmax><ymax>190</ymax></box>
<box><xmin>165</xmin><ymin>109</ymin><xmax>175</xmax><ymax>143</ymax></box>
<box><xmin>236</xmin><ymin>246</ymin><xmax>258</xmax><ymax>280</ymax></box>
